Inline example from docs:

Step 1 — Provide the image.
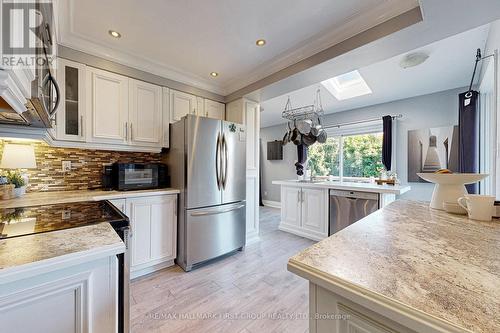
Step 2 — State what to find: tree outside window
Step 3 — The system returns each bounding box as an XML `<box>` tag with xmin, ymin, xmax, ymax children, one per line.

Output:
<box><xmin>307</xmin><ymin>132</ymin><xmax>383</xmax><ymax>179</ymax></box>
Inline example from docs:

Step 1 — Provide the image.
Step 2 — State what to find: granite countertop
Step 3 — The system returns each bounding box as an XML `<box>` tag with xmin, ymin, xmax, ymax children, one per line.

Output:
<box><xmin>288</xmin><ymin>200</ymin><xmax>500</xmax><ymax>333</ymax></box>
<box><xmin>272</xmin><ymin>180</ymin><xmax>410</xmax><ymax>195</ymax></box>
<box><xmin>0</xmin><ymin>222</ymin><xmax>124</xmax><ymax>283</ymax></box>
<box><xmin>0</xmin><ymin>188</ymin><xmax>180</xmax><ymax>209</ymax></box>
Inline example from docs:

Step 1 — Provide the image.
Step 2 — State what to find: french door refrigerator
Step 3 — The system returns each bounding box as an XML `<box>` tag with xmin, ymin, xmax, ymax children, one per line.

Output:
<box><xmin>169</xmin><ymin>115</ymin><xmax>246</xmax><ymax>271</ymax></box>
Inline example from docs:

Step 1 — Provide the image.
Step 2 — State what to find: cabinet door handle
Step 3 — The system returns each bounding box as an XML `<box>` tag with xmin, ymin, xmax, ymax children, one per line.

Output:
<box><xmin>130</xmin><ymin>123</ymin><xmax>133</xmax><ymax>141</ymax></box>
<box><xmin>297</xmin><ymin>191</ymin><xmax>300</xmax><ymax>203</ymax></box>
<box><xmin>124</xmin><ymin>122</ymin><xmax>128</xmax><ymax>140</ymax></box>
<box><xmin>302</xmin><ymin>191</ymin><xmax>305</xmax><ymax>202</ymax></box>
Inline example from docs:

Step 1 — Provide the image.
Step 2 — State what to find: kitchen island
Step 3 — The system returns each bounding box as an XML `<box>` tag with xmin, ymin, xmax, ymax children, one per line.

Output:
<box><xmin>288</xmin><ymin>200</ymin><xmax>500</xmax><ymax>333</ymax></box>
<box><xmin>272</xmin><ymin>180</ymin><xmax>411</xmax><ymax>240</ymax></box>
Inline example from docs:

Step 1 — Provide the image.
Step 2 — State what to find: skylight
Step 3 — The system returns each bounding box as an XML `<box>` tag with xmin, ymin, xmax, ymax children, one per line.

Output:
<box><xmin>321</xmin><ymin>70</ymin><xmax>372</xmax><ymax>101</ymax></box>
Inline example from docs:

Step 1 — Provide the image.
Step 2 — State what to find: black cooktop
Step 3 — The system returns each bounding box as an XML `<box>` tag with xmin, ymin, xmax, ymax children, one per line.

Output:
<box><xmin>0</xmin><ymin>201</ymin><xmax>128</xmax><ymax>239</ymax></box>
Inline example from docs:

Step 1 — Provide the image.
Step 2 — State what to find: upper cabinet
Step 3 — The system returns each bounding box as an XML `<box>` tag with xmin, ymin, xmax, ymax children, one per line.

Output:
<box><xmin>204</xmin><ymin>99</ymin><xmax>225</xmax><ymax>120</ymax></box>
<box><xmin>129</xmin><ymin>79</ymin><xmax>162</xmax><ymax>146</ymax></box>
<box><xmin>162</xmin><ymin>87</ymin><xmax>170</xmax><ymax>148</ymax></box>
<box><xmin>86</xmin><ymin>67</ymin><xmax>129</xmax><ymax>145</ymax></box>
<box><xmin>54</xmin><ymin>58</ymin><xmax>86</xmax><ymax>142</ymax></box>
<box><xmin>170</xmin><ymin>89</ymin><xmax>196</xmax><ymax>123</ymax></box>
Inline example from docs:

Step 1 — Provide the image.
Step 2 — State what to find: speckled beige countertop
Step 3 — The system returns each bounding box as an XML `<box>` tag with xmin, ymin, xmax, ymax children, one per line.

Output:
<box><xmin>0</xmin><ymin>223</ymin><xmax>124</xmax><ymax>283</ymax></box>
<box><xmin>288</xmin><ymin>200</ymin><xmax>500</xmax><ymax>333</ymax></box>
<box><xmin>0</xmin><ymin>188</ymin><xmax>180</xmax><ymax>209</ymax></box>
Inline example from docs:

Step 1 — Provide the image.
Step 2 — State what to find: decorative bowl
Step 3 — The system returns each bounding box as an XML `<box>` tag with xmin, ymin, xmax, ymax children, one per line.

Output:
<box><xmin>416</xmin><ymin>173</ymin><xmax>488</xmax><ymax>210</ymax></box>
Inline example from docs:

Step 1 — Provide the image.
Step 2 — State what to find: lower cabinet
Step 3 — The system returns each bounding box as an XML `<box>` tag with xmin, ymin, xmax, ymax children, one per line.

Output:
<box><xmin>312</xmin><ymin>283</ymin><xmax>416</xmax><ymax>333</ymax></box>
<box><xmin>0</xmin><ymin>256</ymin><xmax>118</xmax><ymax>333</ymax></box>
<box><xmin>280</xmin><ymin>186</ymin><xmax>328</xmax><ymax>241</ymax></box>
<box><xmin>110</xmin><ymin>194</ymin><xmax>177</xmax><ymax>278</ymax></box>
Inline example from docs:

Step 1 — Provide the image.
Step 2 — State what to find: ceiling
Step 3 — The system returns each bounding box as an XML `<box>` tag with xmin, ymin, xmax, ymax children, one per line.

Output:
<box><xmin>55</xmin><ymin>0</ymin><xmax>418</xmax><ymax>95</ymax></box>
<box><xmin>260</xmin><ymin>23</ymin><xmax>491</xmax><ymax>128</ymax></box>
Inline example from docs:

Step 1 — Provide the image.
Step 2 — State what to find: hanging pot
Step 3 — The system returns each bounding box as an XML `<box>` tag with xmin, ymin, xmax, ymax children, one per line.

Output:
<box><xmin>310</xmin><ymin>116</ymin><xmax>322</xmax><ymax>137</ymax></box>
<box><xmin>297</xmin><ymin>119</ymin><xmax>312</xmax><ymax>135</ymax></box>
<box><xmin>282</xmin><ymin>122</ymin><xmax>292</xmax><ymax>145</ymax></box>
<box><xmin>302</xmin><ymin>132</ymin><xmax>317</xmax><ymax>146</ymax></box>
<box><xmin>317</xmin><ymin>129</ymin><xmax>328</xmax><ymax>143</ymax></box>
<box><xmin>290</xmin><ymin>121</ymin><xmax>302</xmax><ymax>145</ymax></box>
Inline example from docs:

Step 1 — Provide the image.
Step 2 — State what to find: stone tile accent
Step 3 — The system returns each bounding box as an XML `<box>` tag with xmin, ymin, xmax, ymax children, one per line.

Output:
<box><xmin>0</xmin><ymin>140</ymin><xmax>163</xmax><ymax>192</ymax></box>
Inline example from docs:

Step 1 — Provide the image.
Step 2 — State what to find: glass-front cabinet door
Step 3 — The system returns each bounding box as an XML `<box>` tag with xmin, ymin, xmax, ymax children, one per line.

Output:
<box><xmin>54</xmin><ymin>58</ymin><xmax>86</xmax><ymax>141</ymax></box>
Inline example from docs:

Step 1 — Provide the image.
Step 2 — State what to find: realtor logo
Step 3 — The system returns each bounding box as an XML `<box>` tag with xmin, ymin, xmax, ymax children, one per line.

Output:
<box><xmin>1</xmin><ymin>0</ymin><xmax>55</xmax><ymax>69</ymax></box>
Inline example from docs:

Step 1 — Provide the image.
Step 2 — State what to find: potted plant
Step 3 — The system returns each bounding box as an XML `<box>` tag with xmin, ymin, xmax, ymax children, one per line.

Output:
<box><xmin>5</xmin><ymin>170</ymin><xmax>27</xmax><ymax>197</ymax></box>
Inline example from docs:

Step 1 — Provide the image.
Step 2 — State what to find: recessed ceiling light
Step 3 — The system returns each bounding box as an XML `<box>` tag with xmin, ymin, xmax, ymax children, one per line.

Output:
<box><xmin>256</xmin><ymin>39</ymin><xmax>266</xmax><ymax>46</ymax></box>
<box><xmin>108</xmin><ymin>30</ymin><xmax>121</xmax><ymax>38</ymax></box>
<box><xmin>400</xmin><ymin>52</ymin><xmax>429</xmax><ymax>69</ymax></box>
<box><xmin>210</xmin><ymin>72</ymin><xmax>219</xmax><ymax>77</ymax></box>
<box><xmin>321</xmin><ymin>70</ymin><xmax>372</xmax><ymax>101</ymax></box>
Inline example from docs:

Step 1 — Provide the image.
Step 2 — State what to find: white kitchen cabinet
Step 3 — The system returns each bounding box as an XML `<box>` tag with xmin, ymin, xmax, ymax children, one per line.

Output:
<box><xmin>204</xmin><ymin>99</ymin><xmax>225</xmax><ymax>119</ymax></box>
<box><xmin>170</xmin><ymin>89</ymin><xmax>197</xmax><ymax>123</ymax></box>
<box><xmin>111</xmin><ymin>195</ymin><xmax>177</xmax><ymax>278</ymax></box>
<box><xmin>128</xmin><ymin>78</ymin><xmax>163</xmax><ymax>146</ymax></box>
<box><xmin>54</xmin><ymin>58</ymin><xmax>87</xmax><ymax>142</ymax></box>
<box><xmin>301</xmin><ymin>188</ymin><xmax>328</xmax><ymax>235</ymax></box>
<box><xmin>162</xmin><ymin>87</ymin><xmax>170</xmax><ymax>147</ymax></box>
<box><xmin>0</xmin><ymin>256</ymin><xmax>118</xmax><ymax>333</ymax></box>
<box><xmin>282</xmin><ymin>186</ymin><xmax>302</xmax><ymax>227</ymax></box>
<box><xmin>312</xmin><ymin>284</ymin><xmax>414</xmax><ymax>333</ymax></box>
<box><xmin>279</xmin><ymin>186</ymin><xmax>329</xmax><ymax>241</ymax></box>
<box><xmin>86</xmin><ymin>67</ymin><xmax>129</xmax><ymax>144</ymax></box>
<box><xmin>196</xmin><ymin>96</ymin><xmax>205</xmax><ymax>117</ymax></box>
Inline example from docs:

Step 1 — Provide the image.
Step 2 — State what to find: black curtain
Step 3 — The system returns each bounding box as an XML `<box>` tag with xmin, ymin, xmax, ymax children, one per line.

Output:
<box><xmin>459</xmin><ymin>91</ymin><xmax>480</xmax><ymax>194</ymax></box>
<box><xmin>382</xmin><ymin>115</ymin><xmax>392</xmax><ymax>171</ymax></box>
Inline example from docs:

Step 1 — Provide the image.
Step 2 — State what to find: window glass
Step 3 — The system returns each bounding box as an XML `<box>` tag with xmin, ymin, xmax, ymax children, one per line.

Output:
<box><xmin>307</xmin><ymin>137</ymin><xmax>340</xmax><ymax>177</ymax></box>
<box><xmin>342</xmin><ymin>133</ymin><xmax>383</xmax><ymax>178</ymax></box>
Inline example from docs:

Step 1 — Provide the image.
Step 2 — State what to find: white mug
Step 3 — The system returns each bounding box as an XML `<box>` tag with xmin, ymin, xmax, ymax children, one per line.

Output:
<box><xmin>457</xmin><ymin>195</ymin><xmax>495</xmax><ymax>221</ymax></box>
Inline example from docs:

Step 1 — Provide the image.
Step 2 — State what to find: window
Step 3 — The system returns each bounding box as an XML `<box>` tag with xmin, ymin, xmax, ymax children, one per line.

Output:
<box><xmin>321</xmin><ymin>70</ymin><xmax>372</xmax><ymax>101</ymax></box>
<box><xmin>308</xmin><ymin>132</ymin><xmax>383</xmax><ymax>181</ymax></box>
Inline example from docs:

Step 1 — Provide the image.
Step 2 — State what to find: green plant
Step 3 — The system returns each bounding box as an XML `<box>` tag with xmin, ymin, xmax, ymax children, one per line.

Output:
<box><xmin>5</xmin><ymin>170</ymin><xmax>26</xmax><ymax>188</ymax></box>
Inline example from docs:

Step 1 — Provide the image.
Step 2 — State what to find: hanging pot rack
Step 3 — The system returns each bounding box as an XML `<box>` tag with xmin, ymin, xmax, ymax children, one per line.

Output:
<box><xmin>282</xmin><ymin>89</ymin><xmax>324</xmax><ymax>121</ymax></box>
<box><xmin>465</xmin><ymin>48</ymin><xmax>495</xmax><ymax>98</ymax></box>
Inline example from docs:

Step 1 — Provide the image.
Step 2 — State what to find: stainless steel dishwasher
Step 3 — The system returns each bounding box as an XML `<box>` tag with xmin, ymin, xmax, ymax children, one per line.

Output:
<box><xmin>329</xmin><ymin>189</ymin><xmax>379</xmax><ymax>235</ymax></box>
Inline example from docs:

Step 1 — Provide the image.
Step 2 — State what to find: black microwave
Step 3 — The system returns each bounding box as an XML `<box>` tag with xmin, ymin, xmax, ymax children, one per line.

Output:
<box><xmin>103</xmin><ymin>163</ymin><xmax>169</xmax><ymax>191</ymax></box>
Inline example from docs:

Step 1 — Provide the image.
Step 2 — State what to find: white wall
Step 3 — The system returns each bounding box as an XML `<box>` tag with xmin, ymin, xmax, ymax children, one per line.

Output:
<box><xmin>260</xmin><ymin>87</ymin><xmax>465</xmax><ymax>202</ymax></box>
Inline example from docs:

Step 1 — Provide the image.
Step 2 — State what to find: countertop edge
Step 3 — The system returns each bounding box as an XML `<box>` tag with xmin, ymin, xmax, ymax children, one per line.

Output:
<box><xmin>92</xmin><ymin>189</ymin><xmax>180</xmax><ymax>200</ymax></box>
<box><xmin>272</xmin><ymin>180</ymin><xmax>411</xmax><ymax>195</ymax></box>
<box><xmin>287</xmin><ymin>259</ymin><xmax>471</xmax><ymax>333</ymax></box>
<box><xmin>0</xmin><ymin>241</ymin><xmax>125</xmax><ymax>285</ymax></box>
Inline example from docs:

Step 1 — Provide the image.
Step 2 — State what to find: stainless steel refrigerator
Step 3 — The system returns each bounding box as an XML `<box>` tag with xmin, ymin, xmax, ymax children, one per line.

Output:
<box><xmin>169</xmin><ymin>115</ymin><xmax>246</xmax><ymax>271</ymax></box>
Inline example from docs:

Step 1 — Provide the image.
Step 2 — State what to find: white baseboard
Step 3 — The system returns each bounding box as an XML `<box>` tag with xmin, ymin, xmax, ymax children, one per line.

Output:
<box><xmin>131</xmin><ymin>259</ymin><xmax>175</xmax><ymax>279</ymax></box>
<box><xmin>278</xmin><ymin>223</ymin><xmax>326</xmax><ymax>242</ymax></box>
<box><xmin>262</xmin><ymin>200</ymin><xmax>281</xmax><ymax>209</ymax></box>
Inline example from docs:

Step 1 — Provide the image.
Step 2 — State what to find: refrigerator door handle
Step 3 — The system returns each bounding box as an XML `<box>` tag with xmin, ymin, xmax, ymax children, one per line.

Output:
<box><xmin>189</xmin><ymin>204</ymin><xmax>245</xmax><ymax>217</ymax></box>
<box><xmin>222</xmin><ymin>134</ymin><xmax>228</xmax><ymax>189</ymax></box>
<box><xmin>216</xmin><ymin>133</ymin><xmax>221</xmax><ymax>190</ymax></box>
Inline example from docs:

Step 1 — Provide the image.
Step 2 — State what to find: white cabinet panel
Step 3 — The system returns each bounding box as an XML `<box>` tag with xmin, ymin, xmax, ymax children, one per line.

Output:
<box><xmin>162</xmin><ymin>87</ymin><xmax>170</xmax><ymax>147</ymax></box>
<box><xmin>54</xmin><ymin>58</ymin><xmax>86</xmax><ymax>142</ymax></box>
<box><xmin>126</xmin><ymin>194</ymin><xmax>177</xmax><ymax>277</ymax></box>
<box><xmin>301</xmin><ymin>188</ymin><xmax>327</xmax><ymax>234</ymax></box>
<box><xmin>204</xmin><ymin>99</ymin><xmax>225</xmax><ymax>120</ymax></box>
<box><xmin>196</xmin><ymin>96</ymin><xmax>205</xmax><ymax>117</ymax></box>
<box><xmin>279</xmin><ymin>186</ymin><xmax>328</xmax><ymax>240</ymax></box>
<box><xmin>170</xmin><ymin>89</ymin><xmax>196</xmax><ymax>123</ymax></box>
<box><xmin>128</xmin><ymin>199</ymin><xmax>152</xmax><ymax>266</ymax></box>
<box><xmin>282</xmin><ymin>186</ymin><xmax>301</xmax><ymax>227</ymax></box>
<box><xmin>87</xmin><ymin>67</ymin><xmax>128</xmax><ymax>144</ymax></box>
<box><xmin>129</xmin><ymin>79</ymin><xmax>162</xmax><ymax>146</ymax></box>
<box><xmin>150</xmin><ymin>195</ymin><xmax>176</xmax><ymax>260</ymax></box>
<box><xmin>0</xmin><ymin>257</ymin><xmax>118</xmax><ymax>333</ymax></box>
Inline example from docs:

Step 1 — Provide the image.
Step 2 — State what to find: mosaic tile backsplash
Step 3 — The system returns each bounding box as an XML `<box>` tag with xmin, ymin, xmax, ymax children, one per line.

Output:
<box><xmin>0</xmin><ymin>140</ymin><xmax>164</xmax><ymax>192</ymax></box>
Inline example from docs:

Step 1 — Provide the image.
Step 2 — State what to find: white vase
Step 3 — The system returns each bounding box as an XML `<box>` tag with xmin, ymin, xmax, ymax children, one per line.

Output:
<box><xmin>12</xmin><ymin>186</ymin><xmax>26</xmax><ymax>198</ymax></box>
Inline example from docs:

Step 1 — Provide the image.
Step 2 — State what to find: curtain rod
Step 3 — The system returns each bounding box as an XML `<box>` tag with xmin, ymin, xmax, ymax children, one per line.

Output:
<box><xmin>466</xmin><ymin>48</ymin><xmax>495</xmax><ymax>98</ymax></box>
<box><xmin>323</xmin><ymin>114</ymin><xmax>402</xmax><ymax>129</ymax></box>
